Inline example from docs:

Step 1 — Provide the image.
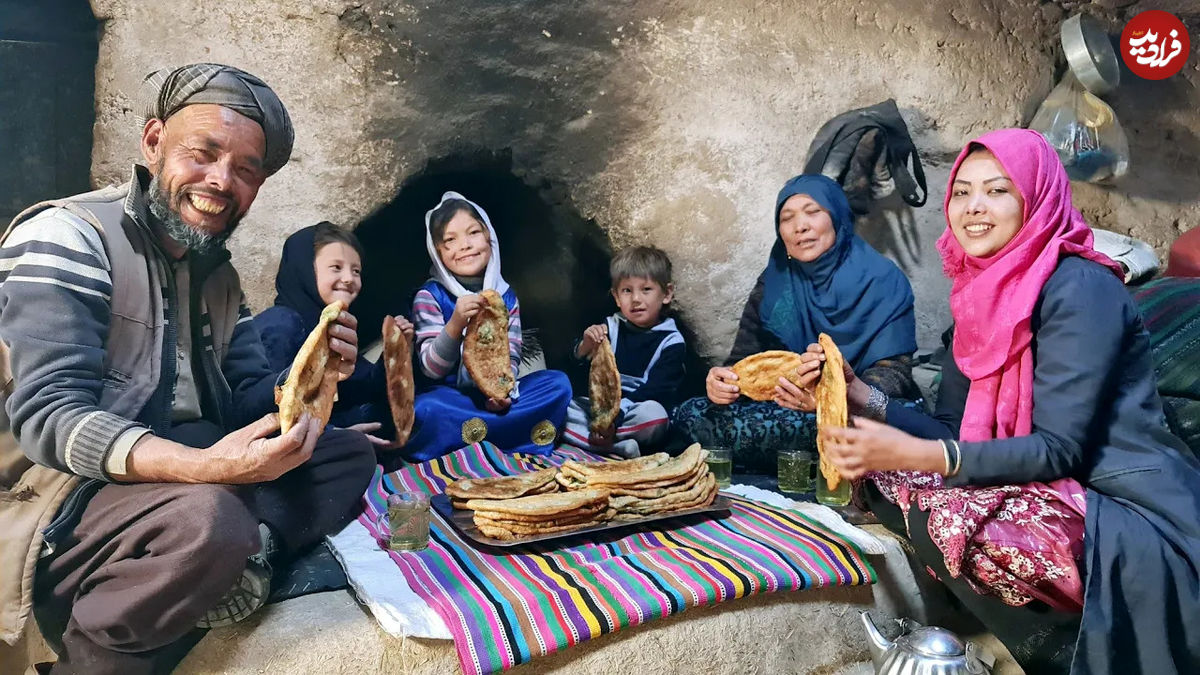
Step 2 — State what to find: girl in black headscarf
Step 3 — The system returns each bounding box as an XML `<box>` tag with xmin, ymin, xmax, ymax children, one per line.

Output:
<box><xmin>254</xmin><ymin>222</ymin><xmax>414</xmax><ymax>445</ymax></box>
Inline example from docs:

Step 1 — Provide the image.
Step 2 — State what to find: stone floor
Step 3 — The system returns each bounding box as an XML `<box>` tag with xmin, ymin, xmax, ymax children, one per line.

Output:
<box><xmin>175</xmin><ymin>592</ymin><xmax>1021</xmax><ymax>674</ymax></box>
<box><xmin>179</xmin><ymin>586</ymin><xmax>880</xmax><ymax>674</ymax></box>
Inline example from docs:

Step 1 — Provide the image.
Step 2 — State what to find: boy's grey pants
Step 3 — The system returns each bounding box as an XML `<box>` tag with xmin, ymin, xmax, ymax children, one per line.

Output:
<box><xmin>563</xmin><ymin>397</ymin><xmax>669</xmax><ymax>458</ymax></box>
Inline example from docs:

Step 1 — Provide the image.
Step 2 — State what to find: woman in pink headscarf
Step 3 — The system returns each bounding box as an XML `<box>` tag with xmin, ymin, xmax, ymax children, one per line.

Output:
<box><xmin>812</xmin><ymin>129</ymin><xmax>1200</xmax><ymax>675</ymax></box>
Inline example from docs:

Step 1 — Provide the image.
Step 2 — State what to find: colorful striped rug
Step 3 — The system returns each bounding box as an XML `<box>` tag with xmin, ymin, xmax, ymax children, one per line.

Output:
<box><xmin>358</xmin><ymin>443</ymin><xmax>876</xmax><ymax>675</ymax></box>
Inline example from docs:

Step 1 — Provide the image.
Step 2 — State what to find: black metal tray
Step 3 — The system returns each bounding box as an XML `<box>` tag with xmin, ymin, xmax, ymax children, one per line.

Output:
<box><xmin>431</xmin><ymin>493</ymin><xmax>733</xmax><ymax>548</ymax></box>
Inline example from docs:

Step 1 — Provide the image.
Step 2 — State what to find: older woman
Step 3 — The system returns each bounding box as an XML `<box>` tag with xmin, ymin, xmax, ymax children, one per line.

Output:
<box><xmin>818</xmin><ymin>129</ymin><xmax>1200</xmax><ymax>674</ymax></box>
<box><xmin>673</xmin><ymin>174</ymin><xmax>920</xmax><ymax>471</ymax></box>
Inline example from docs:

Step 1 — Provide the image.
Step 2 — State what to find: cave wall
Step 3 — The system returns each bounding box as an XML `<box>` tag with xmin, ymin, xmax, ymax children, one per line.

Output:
<box><xmin>86</xmin><ymin>0</ymin><xmax>1200</xmax><ymax>359</ymax></box>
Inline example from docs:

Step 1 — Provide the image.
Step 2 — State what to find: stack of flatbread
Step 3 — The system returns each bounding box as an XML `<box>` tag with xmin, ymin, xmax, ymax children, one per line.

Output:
<box><xmin>445</xmin><ymin>468</ymin><xmax>560</xmax><ymax>510</ymax></box>
<box><xmin>557</xmin><ymin>444</ymin><xmax>717</xmax><ymax>521</ymax></box>
<box><xmin>447</xmin><ymin>446</ymin><xmax>721</xmax><ymax>541</ymax></box>
<box><xmin>462</xmin><ymin>489</ymin><xmax>614</xmax><ymax>541</ymax></box>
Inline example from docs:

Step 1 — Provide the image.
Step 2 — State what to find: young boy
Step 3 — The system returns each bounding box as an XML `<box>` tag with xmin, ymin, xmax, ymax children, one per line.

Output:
<box><xmin>564</xmin><ymin>246</ymin><xmax>686</xmax><ymax>457</ymax></box>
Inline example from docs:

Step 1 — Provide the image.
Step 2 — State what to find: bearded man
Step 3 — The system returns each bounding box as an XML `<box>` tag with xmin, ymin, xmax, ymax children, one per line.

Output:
<box><xmin>0</xmin><ymin>64</ymin><xmax>375</xmax><ymax>674</ymax></box>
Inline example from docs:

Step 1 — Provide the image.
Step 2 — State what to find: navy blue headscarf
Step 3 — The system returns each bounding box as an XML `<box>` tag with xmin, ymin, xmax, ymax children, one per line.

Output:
<box><xmin>273</xmin><ymin>224</ymin><xmax>334</xmax><ymax>330</ymax></box>
<box><xmin>759</xmin><ymin>175</ymin><xmax>916</xmax><ymax>370</ymax></box>
<box><xmin>262</xmin><ymin>224</ymin><xmax>383</xmax><ymax>428</ymax></box>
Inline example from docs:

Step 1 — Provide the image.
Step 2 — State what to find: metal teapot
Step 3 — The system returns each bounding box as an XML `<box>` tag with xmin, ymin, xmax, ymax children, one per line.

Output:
<box><xmin>861</xmin><ymin>612</ymin><xmax>993</xmax><ymax>675</ymax></box>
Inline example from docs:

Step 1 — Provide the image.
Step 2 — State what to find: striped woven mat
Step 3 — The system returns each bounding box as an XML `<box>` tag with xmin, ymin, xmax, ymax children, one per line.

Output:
<box><xmin>357</xmin><ymin>442</ymin><xmax>875</xmax><ymax>675</ymax></box>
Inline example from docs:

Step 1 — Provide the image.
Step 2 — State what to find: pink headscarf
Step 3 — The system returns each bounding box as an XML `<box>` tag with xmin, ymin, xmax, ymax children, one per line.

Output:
<box><xmin>937</xmin><ymin>128</ymin><xmax>1122</xmax><ymax>442</ymax></box>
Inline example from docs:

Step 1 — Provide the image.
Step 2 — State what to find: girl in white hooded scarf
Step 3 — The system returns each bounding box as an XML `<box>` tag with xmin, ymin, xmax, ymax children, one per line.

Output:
<box><xmin>406</xmin><ymin>192</ymin><xmax>571</xmax><ymax>460</ymax></box>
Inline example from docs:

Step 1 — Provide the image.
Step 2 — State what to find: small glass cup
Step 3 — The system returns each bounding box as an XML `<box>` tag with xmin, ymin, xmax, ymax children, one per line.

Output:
<box><xmin>378</xmin><ymin>491</ymin><xmax>431</xmax><ymax>552</ymax></box>
<box><xmin>816</xmin><ymin>474</ymin><xmax>852</xmax><ymax>507</ymax></box>
<box><xmin>777</xmin><ymin>449</ymin><xmax>816</xmax><ymax>494</ymax></box>
<box><xmin>705</xmin><ymin>446</ymin><xmax>733</xmax><ymax>489</ymax></box>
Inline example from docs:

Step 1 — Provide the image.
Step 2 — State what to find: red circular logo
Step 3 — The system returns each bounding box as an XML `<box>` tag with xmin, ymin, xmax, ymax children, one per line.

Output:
<box><xmin>1121</xmin><ymin>10</ymin><xmax>1190</xmax><ymax>80</ymax></box>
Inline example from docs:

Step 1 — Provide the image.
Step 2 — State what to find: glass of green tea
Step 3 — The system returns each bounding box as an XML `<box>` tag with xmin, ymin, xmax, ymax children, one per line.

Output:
<box><xmin>816</xmin><ymin>474</ymin><xmax>852</xmax><ymax>507</ymax></box>
<box><xmin>777</xmin><ymin>448</ymin><xmax>815</xmax><ymax>494</ymax></box>
<box><xmin>705</xmin><ymin>446</ymin><xmax>733</xmax><ymax>489</ymax></box>
<box><xmin>381</xmin><ymin>491</ymin><xmax>431</xmax><ymax>552</ymax></box>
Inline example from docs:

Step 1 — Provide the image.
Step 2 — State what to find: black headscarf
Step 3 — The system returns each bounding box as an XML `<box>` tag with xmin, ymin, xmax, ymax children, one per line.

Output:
<box><xmin>272</xmin><ymin>224</ymin><xmax>330</xmax><ymax>330</ymax></box>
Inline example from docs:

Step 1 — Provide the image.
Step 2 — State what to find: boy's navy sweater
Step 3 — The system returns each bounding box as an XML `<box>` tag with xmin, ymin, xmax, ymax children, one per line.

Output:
<box><xmin>580</xmin><ymin>313</ymin><xmax>686</xmax><ymax>409</ymax></box>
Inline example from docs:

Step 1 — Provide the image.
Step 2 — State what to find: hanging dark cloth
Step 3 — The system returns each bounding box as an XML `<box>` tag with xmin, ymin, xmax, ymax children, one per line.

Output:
<box><xmin>802</xmin><ymin>98</ymin><xmax>928</xmax><ymax>215</ymax></box>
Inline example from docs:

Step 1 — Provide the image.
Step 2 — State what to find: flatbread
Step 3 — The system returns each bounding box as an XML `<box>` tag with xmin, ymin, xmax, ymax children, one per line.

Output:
<box><xmin>555</xmin><ymin>473</ymin><xmax>586</xmax><ymax>490</ymax></box>
<box><xmin>452</xmin><ymin>491</ymin><xmax>565</xmax><ymax>510</ymax></box>
<box><xmin>729</xmin><ymin>350</ymin><xmax>806</xmax><ymax>402</ymax></box>
<box><xmin>454</xmin><ymin>484</ymin><xmax>559</xmax><ymax>511</ymax></box>
<box><xmin>589</xmin><ymin>461</ymin><xmax>706</xmax><ymax>491</ymax></box>
<box><xmin>473</xmin><ymin>502</ymin><xmax>606</xmax><ymax>524</ymax></box>
<box><xmin>529</xmin><ymin>482</ymin><xmax>560</xmax><ymax>495</ymax></box>
<box><xmin>610</xmin><ymin>474</ymin><xmax>716</xmax><ymax>514</ymax></box>
<box><xmin>475</xmin><ymin>513</ymin><xmax>615</xmax><ymax>541</ymax></box>
<box><xmin>464</xmin><ymin>488</ymin><xmax>610</xmax><ymax>517</ymax></box>
<box><xmin>476</xmin><ymin>511</ymin><xmax>616</xmax><ymax>535</ymax></box>
<box><xmin>462</xmin><ymin>289</ymin><xmax>515</xmax><ymax>400</ymax></box>
<box><xmin>474</xmin><ymin>505</ymin><xmax>612</xmax><ymax>529</ymax></box>
<box><xmin>610</xmin><ymin>476</ymin><xmax>718</xmax><ymax>520</ymax></box>
<box><xmin>277</xmin><ymin>301</ymin><xmax>345</xmax><ymax>433</ymax></box>
<box><xmin>446</xmin><ymin>468</ymin><xmax>558</xmax><ymax>502</ymax></box>
<box><xmin>815</xmin><ymin>333</ymin><xmax>847</xmax><ymax>491</ymax></box>
<box><xmin>382</xmin><ymin>315</ymin><xmax>415</xmax><ymax>447</ymax></box>
<box><xmin>605</xmin><ymin>463</ymin><xmax>707</xmax><ymax>498</ymax></box>
<box><xmin>582</xmin><ymin>444</ymin><xmax>704</xmax><ymax>487</ymax></box>
<box><xmin>559</xmin><ymin>453</ymin><xmax>670</xmax><ymax>481</ymax></box>
<box><xmin>588</xmin><ymin>336</ymin><xmax>622</xmax><ymax>432</ymax></box>
<box><xmin>461</xmin><ymin>446</ymin><xmax>721</xmax><ymax>538</ymax></box>
<box><xmin>611</xmin><ymin>490</ymin><xmax>715</xmax><ymax>519</ymax></box>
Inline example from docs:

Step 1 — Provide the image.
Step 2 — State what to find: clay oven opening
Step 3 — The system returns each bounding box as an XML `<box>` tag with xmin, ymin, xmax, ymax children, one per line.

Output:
<box><xmin>352</xmin><ymin>149</ymin><xmax>707</xmax><ymax>398</ymax></box>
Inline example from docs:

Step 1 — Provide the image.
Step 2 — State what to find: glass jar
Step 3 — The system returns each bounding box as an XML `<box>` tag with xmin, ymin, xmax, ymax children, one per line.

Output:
<box><xmin>378</xmin><ymin>491</ymin><xmax>431</xmax><ymax>552</ymax></box>
<box><xmin>776</xmin><ymin>449</ymin><xmax>816</xmax><ymax>494</ymax></box>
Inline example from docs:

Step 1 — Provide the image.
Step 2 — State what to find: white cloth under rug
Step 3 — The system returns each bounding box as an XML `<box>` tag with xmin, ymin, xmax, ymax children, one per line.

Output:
<box><xmin>326</xmin><ymin>519</ymin><xmax>452</xmax><ymax>639</ymax></box>
<box><xmin>723</xmin><ymin>484</ymin><xmax>887</xmax><ymax>555</ymax></box>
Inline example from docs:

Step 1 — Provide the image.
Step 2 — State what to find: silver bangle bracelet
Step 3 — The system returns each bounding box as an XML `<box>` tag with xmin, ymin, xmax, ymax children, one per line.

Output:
<box><xmin>942</xmin><ymin>439</ymin><xmax>962</xmax><ymax>477</ymax></box>
<box><xmin>863</xmin><ymin>386</ymin><xmax>889</xmax><ymax>422</ymax></box>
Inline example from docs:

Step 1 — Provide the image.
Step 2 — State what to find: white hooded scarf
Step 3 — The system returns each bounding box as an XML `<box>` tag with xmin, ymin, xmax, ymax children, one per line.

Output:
<box><xmin>424</xmin><ymin>191</ymin><xmax>511</xmax><ymax>298</ymax></box>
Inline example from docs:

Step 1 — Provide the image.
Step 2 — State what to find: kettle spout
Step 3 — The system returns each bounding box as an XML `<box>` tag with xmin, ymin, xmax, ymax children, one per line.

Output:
<box><xmin>860</xmin><ymin>611</ymin><xmax>892</xmax><ymax>668</ymax></box>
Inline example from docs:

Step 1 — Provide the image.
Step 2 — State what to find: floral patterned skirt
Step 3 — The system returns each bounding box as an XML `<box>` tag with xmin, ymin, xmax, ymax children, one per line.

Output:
<box><xmin>870</xmin><ymin>470</ymin><xmax>1087</xmax><ymax>612</ymax></box>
